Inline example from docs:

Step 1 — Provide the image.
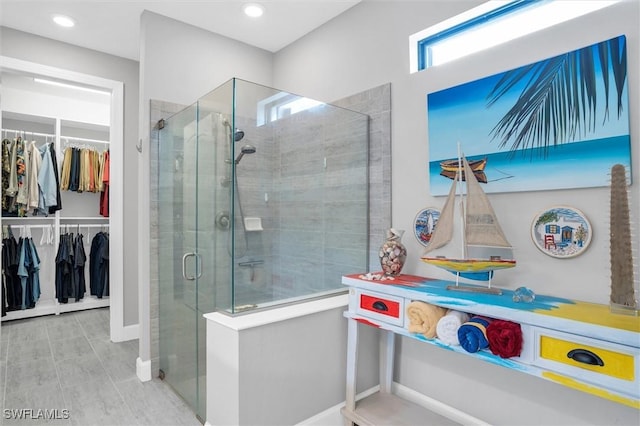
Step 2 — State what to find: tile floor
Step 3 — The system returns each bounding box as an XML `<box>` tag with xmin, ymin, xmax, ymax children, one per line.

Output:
<box><xmin>0</xmin><ymin>308</ymin><xmax>201</xmax><ymax>426</ymax></box>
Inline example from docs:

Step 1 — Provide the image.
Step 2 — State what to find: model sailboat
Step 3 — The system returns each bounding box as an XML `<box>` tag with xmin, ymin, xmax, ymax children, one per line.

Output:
<box><xmin>421</xmin><ymin>152</ymin><xmax>515</xmax><ymax>294</ymax></box>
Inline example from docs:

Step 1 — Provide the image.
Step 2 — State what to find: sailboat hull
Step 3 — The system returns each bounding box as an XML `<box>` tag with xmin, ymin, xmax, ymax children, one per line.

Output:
<box><xmin>421</xmin><ymin>256</ymin><xmax>516</xmax><ymax>274</ymax></box>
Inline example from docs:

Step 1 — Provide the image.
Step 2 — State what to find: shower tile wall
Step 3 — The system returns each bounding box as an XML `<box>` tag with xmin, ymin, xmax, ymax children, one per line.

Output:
<box><xmin>273</xmin><ymin>106</ymin><xmax>368</xmax><ymax>300</ymax></box>
<box><xmin>332</xmin><ymin>83</ymin><xmax>392</xmax><ymax>269</ymax></box>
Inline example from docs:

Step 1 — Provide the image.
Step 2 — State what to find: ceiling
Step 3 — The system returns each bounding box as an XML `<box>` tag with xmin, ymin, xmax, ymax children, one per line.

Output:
<box><xmin>0</xmin><ymin>0</ymin><xmax>362</xmax><ymax>61</ymax></box>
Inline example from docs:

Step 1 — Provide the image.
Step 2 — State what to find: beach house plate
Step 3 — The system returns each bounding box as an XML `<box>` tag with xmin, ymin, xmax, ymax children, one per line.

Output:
<box><xmin>531</xmin><ymin>206</ymin><xmax>592</xmax><ymax>258</ymax></box>
<box><xmin>414</xmin><ymin>208</ymin><xmax>440</xmax><ymax>247</ymax></box>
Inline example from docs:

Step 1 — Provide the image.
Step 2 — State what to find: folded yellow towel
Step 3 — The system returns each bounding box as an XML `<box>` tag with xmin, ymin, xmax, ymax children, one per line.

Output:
<box><xmin>406</xmin><ymin>301</ymin><xmax>447</xmax><ymax>339</ymax></box>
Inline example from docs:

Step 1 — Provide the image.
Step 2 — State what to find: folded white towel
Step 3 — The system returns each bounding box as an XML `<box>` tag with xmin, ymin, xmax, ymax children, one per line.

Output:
<box><xmin>436</xmin><ymin>309</ymin><xmax>471</xmax><ymax>346</ymax></box>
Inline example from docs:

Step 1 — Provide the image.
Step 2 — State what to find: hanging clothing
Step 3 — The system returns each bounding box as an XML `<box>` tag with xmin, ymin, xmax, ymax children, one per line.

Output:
<box><xmin>48</xmin><ymin>143</ymin><xmax>62</xmax><ymax>214</ymax></box>
<box><xmin>37</xmin><ymin>143</ymin><xmax>59</xmax><ymax>214</ymax></box>
<box><xmin>6</xmin><ymin>137</ymin><xmax>19</xmax><ymax>198</ymax></box>
<box><xmin>2</xmin><ymin>139</ymin><xmax>12</xmax><ymax>213</ymax></box>
<box><xmin>60</xmin><ymin>146</ymin><xmax>109</xmax><ymax>215</ymax></box>
<box><xmin>1</xmin><ymin>228</ymin><xmax>20</xmax><ymax>314</ymax></box>
<box><xmin>28</xmin><ymin>142</ymin><xmax>42</xmax><ymax>211</ymax></box>
<box><xmin>60</xmin><ymin>145</ymin><xmax>72</xmax><ymax>191</ymax></box>
<box><xmin>16</xmin><ymin>237</ymin><xmax>39</xmax><ymax>310</ymax></box>
<box><xmin>15</xmin><ymin>138</ymin><xmax>30</xmax><ymax>216</ymax></box>
<box><xmin>28</xmin><ymin>237</ymin><xmax>42</xmax><ymax>303</ymax></box>
<box><xmin>89</xmin><ymin>231</ymin><xmax>109</xmax><ymax>298</ymax></box>
<box><xmin>100</xmin><ymin>151</ymin><xmax>110</xmax><ymax>217</ymax></box>
<box><xmin>1</xmin><ymin>228</ymin><xmax>39</xmax><ymax>311</ymax></box>
<box><xmin>73</xmin><ymin>233</ymin><xmax>87</xmax><ymax>302</ymax></box>
<box><xmin>55</xmin><ymin>232</ymin><xmax>75</xmax><ymax>303</ymax></box>
<box><xmin>69</xmin><ymin>147</ymin><xmax>80</xmax><ymax>192</ymax></box>
<box><xmin>2</xmin><ymin>137</ymin><xmax>21</xmax><ymax>216</ymax></box>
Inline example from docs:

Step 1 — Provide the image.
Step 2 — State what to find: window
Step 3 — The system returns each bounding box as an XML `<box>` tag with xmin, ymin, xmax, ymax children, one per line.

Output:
<box><xmin>409</xmin><ymin>0</ymin><xmax>621</xmax><ymax>72</ymax></box>
<box><xmin>256</xmin><ymin>92</ymin><xmax>324</xmax><ymax>126</ymax></box>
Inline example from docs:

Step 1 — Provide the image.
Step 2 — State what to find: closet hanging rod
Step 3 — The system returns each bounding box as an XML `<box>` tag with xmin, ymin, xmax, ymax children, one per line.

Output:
<box><xmin>2</xmin><ymin>128</ymin><xmax>56</xmax><ymax>138</ymax></box>
<box><xmin>69</xmin><ymin>224</ymin><xmax>110</xmax><ymax>229</ymax></box>
<box><xmin>62</xmin><ymin>135</ymin><xmax>109</xmax><ymax>144</ymax></box>
<box><xmin>60</xmin><ymin>217</ymin><xmax>109</xmax><ymax>221</ymax></box>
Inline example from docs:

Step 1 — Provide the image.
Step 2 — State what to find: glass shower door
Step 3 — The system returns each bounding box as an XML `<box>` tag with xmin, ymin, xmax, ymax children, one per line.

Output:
<box><xmin>158</xmin><ymin>103</ymin><xmax>205</xmax><ymax>421</ymax></box>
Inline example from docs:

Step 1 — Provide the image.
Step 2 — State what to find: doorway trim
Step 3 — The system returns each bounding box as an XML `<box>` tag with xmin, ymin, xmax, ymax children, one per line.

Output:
<box><xmin>0</xmin><ymin>55</ymin><xmax>130</xmax><ymax>342</ymax></box>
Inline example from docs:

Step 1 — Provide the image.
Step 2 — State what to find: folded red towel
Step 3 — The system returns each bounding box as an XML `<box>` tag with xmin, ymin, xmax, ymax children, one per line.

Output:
<box><xmin>486</xmin><ymin>320</ymin><xmax>522</xmax><ymax>358</ymax></box>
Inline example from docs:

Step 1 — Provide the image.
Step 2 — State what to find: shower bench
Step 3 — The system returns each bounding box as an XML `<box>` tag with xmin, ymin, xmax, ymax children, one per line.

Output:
<box><xmin>341</xmin><ymin>273</ymin><xmax>640</xmax><ymax>425</ymax></box>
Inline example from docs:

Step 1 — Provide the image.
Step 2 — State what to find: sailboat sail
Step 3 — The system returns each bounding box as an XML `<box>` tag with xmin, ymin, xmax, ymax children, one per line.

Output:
<box><xmin>421</xmin><ymin>152</ymin><xmax>515</xmax><ymax>281</ymax></box>
<box><xmin>422</xmin><ymin>175</ymin><xmax>456</xmax><ymax>254</ymax></box>
<box><xmin>463</xmin><ymin>157</ymin><xmax>513</xmax><ymax>253</ymax></box>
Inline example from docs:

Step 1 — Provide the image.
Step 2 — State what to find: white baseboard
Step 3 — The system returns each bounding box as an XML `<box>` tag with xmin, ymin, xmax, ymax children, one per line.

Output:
<box><xmin>296</xmin><ymin>383</ymin><xmax>488</xmax><ymax>426</ymax></box>
<box><xmin>136</xmin><ymin>357</ymin><xmax>152</xmax><ymax>382</ymax></box>
<box><xmin>111</xmin><ymin>323</ymin><xmax>139</xmax><ymax>342</ymax></box>
<box><xmin>122</xmin><ymin>323</ymin><xmax>140</xmax><ymax>341</ymax></box>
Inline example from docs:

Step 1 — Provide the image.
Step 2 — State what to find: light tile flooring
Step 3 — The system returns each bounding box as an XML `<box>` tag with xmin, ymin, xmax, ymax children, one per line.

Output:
<box><xmin>0</xmin><ymin>308</ymin><xmax>201</xmax><ymax>426</ymax></box>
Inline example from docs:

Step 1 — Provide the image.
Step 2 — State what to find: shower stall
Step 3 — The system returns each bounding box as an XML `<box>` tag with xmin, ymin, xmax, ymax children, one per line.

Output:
<box><xmin>156</xmin><ymin>78</ymin><xmax>369</xmax><ymax>420</ymax></box>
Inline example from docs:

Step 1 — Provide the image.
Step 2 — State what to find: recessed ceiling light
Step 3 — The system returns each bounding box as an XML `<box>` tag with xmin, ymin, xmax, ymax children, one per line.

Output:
<box><xmin>243</xmin><ymin>3</ymin><xmax>265</xmax><ymax>18</ymax></box>
<box><xmin>52</xmin><ymin>14</ymin><xmax>75</xmax><ymax>28</ymax></box>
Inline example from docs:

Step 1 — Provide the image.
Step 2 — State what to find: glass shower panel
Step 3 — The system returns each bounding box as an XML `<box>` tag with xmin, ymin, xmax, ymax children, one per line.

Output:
<box><xmin>158</xmin><ymin>103</ymin><xmax>204</xmax><ymax>420</ymax></box>
<box><xmin>228</xmin><ymin>79</ymin><xmax>369</xmax><ymax>313</ymax></box>
<box><xmin>197</xmin><ymin>79</ymin><xmax>234</xmax><ymax>313</ymax></box>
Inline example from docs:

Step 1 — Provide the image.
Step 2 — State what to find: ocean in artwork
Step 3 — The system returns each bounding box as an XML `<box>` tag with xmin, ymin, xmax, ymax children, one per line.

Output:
<box><xmin>429</xmin><ymin>135</ymin><xmax>631</xmax><ymax>196</ymax></box>
<box><xmin>427</xmin><ymin>35</ymin><xmax>631</xmax><ymax>196</ymax></box>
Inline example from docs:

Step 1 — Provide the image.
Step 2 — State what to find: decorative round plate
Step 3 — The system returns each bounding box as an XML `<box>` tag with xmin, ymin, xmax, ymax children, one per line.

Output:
<box><xmin>531</xmin><ymin>206</ymin><xmax>592</xmax><ymax>258</ymax></box>
<box><xmin>414</xmin><ymin>208</ymin><xmax>441</xmax><ymax>247</ymax></box>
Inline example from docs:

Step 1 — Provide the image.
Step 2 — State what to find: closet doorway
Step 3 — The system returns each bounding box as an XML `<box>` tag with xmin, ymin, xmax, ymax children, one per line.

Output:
<box><xmin>0</xmin><ymin>56</ymin><xmax>126</xmax><ymax>342</ymax></box>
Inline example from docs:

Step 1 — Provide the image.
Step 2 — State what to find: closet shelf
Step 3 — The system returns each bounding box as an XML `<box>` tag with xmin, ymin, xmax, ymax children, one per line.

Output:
<box><xmin>60</xmin><ymin>216</ymin><xmax>109</xmax><ymax>221</ymax></box>
<box><xmin>61</xmin><ymin>135</ymin><xmax>109</xmax><ymax>144</ymax></box>
<box><xmin>1</xmin><ymin>216</ymin><xmax>55</xmax><ymax>220</ymax></box>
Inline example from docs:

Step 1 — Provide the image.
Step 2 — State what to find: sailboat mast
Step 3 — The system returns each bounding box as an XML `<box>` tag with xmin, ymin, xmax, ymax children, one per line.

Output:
<box><xmin>456</xmin><ymin>143</ymin><xmax>467</xmax><ymax>259</ymax></box>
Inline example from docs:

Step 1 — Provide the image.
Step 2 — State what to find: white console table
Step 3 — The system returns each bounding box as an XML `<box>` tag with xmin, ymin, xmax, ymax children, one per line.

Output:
<box><xmin>341</xmin><ymin>274</ymin><xmax>640</xmax><ymax>425</ymax></box>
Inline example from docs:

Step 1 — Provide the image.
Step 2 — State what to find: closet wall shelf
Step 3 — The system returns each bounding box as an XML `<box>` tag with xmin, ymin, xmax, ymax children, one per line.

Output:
<box><xmin>2</xmin><ymin>216</ymin><xmax>55</xmax><ymax>220</ymax></box>
<box><xmin>61</xmin><ymin>136</ymin><xmax>109</xmax><ymax>145</ymax></box>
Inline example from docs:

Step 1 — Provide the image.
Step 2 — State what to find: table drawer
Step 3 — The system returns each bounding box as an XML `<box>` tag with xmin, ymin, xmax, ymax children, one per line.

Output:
<box><xmin>532</xmin><ymin>327</ymin><xmax>639</xmax><ymax>396</ymax></box>
<box><xmin>354</xmin><ymin>289</ymin><xmax>404</xmax><ymax>327</ymax></box>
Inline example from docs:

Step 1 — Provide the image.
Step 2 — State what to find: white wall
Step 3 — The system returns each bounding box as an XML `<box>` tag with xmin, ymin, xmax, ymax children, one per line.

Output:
<box><xmin>0</xmin><ymin>27</ymin><xmax>140</xmax><ymax>327</ymax></box>
<box><xmin>2</xmin><ymin>87</ymin><xmax>110</xmax><ymax>126</ymax></box>
<box><xmin>137</xmin><ymin>9</ymin><xmax>275</xmax><ymax>374</ymax></box>
<box><xmin>273</xmin><ymin>1</ymin><xmax>640</xmax><ymax>424</ymax></box>
<box><xmin>139</xmin><ymin>11</ymin><xmax>273</xmax><ymax>108</ymax></box>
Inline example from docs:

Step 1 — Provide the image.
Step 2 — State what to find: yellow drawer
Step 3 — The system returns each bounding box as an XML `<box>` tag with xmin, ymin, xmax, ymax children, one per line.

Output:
<box><xmin>532</xmin><ymin>327</ymin><xmax>639</xmax><ymax>398</ymax></box>
<box><xmin>540</xmin><ymin>335</ymin><xmax>634</xmax><ymax>381</ymax></box>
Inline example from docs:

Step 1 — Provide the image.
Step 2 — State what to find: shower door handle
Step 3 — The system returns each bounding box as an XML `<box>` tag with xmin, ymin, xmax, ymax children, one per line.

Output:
<box><xmin>182</xmin><ymin>252</ymin><xmax>202</xmax><ymax>281</ymax></box>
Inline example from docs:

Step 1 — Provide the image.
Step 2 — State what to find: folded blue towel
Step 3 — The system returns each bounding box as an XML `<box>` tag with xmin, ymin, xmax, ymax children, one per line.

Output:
<box><xmin>457</xmin><ymin>316</ymin><xmax>491</xmax><ymax>353</ymax></box>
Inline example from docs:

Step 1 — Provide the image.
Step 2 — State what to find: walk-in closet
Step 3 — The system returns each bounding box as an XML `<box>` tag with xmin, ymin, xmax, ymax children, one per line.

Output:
<box><xmin>0</xmin><ymin>56</ymin><xmax>126</xmax><ymax>341</ymax></box>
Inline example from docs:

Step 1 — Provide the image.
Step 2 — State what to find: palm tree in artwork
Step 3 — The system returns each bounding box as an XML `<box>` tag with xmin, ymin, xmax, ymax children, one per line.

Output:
<box><xmin>486</xmin><ymin>36</ymin><xmax>627</xmax><ymax>154</ymax></box>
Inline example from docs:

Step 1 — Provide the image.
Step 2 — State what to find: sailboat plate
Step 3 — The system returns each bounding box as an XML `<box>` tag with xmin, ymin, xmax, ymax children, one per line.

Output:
<box><xmin>421</xmin><ymin>256</ymin><xmax>516</xmax><ymax>274</ymax></box>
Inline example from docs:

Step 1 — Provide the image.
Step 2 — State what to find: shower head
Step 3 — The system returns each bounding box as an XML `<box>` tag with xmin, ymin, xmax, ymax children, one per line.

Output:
<box><xmin>222</xmin><ymin>119</ymin><xmax>245</xmax><ymax>142</ymax></box>
<box><xmin>234</xmin><ymin>144</ymin><xmax>256</xmax><ymax>164</ymax></box>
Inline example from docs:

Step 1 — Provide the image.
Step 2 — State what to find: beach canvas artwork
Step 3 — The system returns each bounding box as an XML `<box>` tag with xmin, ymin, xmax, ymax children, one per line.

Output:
<box><xmin>427</xmin><ymin>35</ymin><xmax>631</xmax><ymax>196</ymax></box>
